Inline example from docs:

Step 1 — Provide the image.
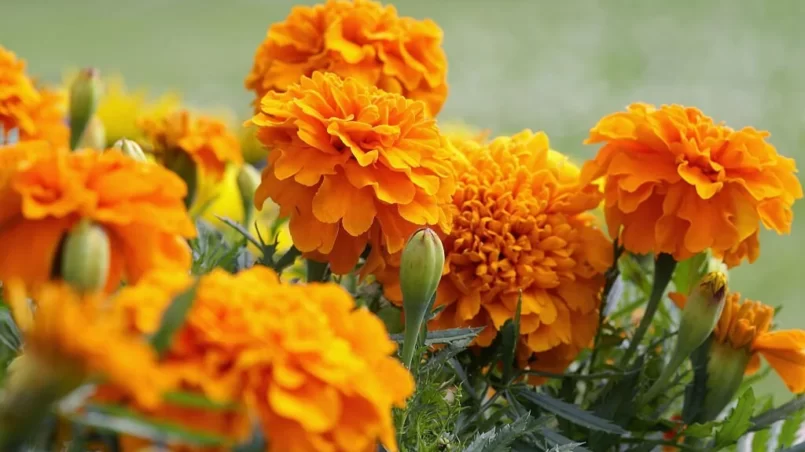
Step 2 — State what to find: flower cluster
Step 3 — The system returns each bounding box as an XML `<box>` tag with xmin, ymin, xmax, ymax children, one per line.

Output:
<box><xmin>245</xmin><ymin>0</ymin><xmax>448</xmax><ymax>116</ymax></box>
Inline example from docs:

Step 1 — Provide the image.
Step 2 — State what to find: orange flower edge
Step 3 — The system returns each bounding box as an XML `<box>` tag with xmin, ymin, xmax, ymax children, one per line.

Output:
<box><xmin>251</xmin><ymin>71</ymin><xmax>456</xmax><ymax>275</ymax></box>
<box><xmin>582</xmin><ymin>103</ymin><xmax>803</xmax><ymax>266</ymax></box>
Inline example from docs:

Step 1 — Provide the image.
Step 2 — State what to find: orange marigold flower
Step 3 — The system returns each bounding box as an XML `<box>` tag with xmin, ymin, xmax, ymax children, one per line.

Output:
<box><xmin>379</xmin><ymin>130</ymin><xmax>612</xmax><ymax>377</ymax></box>
<box><xmin>250</xmin><ymin>71</ymin><xmax>456</xmax><ymax>275</ymax></box>
<box><xmin>0</xmin><ymin>46</ymin><xmax>68</xmax><ymax>146</ymax></box>
<box><xmin>245</xmin><ymin>0</ymin><xmax>448</xmax><ymax>116</ymax></box>
<box><xmin>103</xmin><ymin>266</ymin><xmax>414</xmax><ymax>452</ymax></box>
<box><xmin>139</xmin><ymin>109</ymin><xmax>243</xmax><ymax>180</ymax></box>
<box><xmin>582</xmin><ymin>103</ymin><xmax>803</xmax><ymax>266</ymax></box>
<box><xmin>0</xmin><ymin>142</ymin><xmax>196</xmax><ymax>292</ymax></box>
<box><xmin>4</xmin><ymin>279</ymin><xmax>169</xmax><ymax>409</ymax></box>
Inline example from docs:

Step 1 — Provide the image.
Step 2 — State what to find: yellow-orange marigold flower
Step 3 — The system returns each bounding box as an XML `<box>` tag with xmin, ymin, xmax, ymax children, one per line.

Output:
<box><xmin>139</xmin><ymin>109</ymin><xmax>243</xmax><ymax>180</ymax></box>
<box><xmin>245</xmin><ymin>0</ymin><xmax>448</xmax><ymax>116</ymax></box>
<box><xmin>104</xmin><ymin>266</ymin><xmax>414</xmax><ymax>452</ymax></box>
<box><xmin>673</xmin><ymin>291</ymin><xmax>805</xmax><ymax>393</ymax></box>
<box><xmin>0</xmin><ymin>142</ymin><xmax>195</xmax><ymax>291</ymax></box>
<box><xmin>250</xmin><ymin>71</ymin><xmax>456</xmax><ymax>275</ymax></box>
<box><xmin>4</xmin><ymin>279</ymin><xmax>169</xmax><ymax>409</ymax></box>
<box><xmin>380</xmin><ymin>130</ymin><xmax>612</xmax><ymax>376</ymax></box>
<box><xmin>0</xmin><ymin>46</ymin><xmax>68</xmax><ymax>146</ymax></box>
<box><xmin>582</xmin><ymin>103</ymin><xmax>803</xmax><ymax>266</ymax></box>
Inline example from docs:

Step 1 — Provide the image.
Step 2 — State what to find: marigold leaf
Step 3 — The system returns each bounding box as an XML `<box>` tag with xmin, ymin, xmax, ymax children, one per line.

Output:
<box><xmin>150</xmin><ymin>281</ymin><xmax>199</xmax><ymax>357</ymax></box>
<box><xmin>536</xmin><ymin>427</ymin><xmax>591</xmax><ymax>452</ymax></box>
<box><xmin>515</xmin><ymin>389</ymin><xmax>627</xmax><ymax>435</ymax></box>
<box><xmin>715</xmin><ymin>388</ymin><xmax>755</xmax><ymax>447</ymax></box>
<box><xmin>778</xmin><ymin>407</ymin><xmax>805</xmax><ymax>449</ymax></box>
<box><xmin>751</xmin><ymin>427</ymin><xmax>771</xmax><ymax>452</ymax></box>
<box><xmin>464</xmin><ymin>414</ymin><xmax>540</xmax><ymax>452</ymax></box>
<box><xmin>683</xmin><ymin>422</ymin><xmax>715</xmax><ymax>438</ymax></box>
<box><xmin>389</xmin><ymin>327</ymin><xmax>483</xmax><ymax>347</ymax></box>
<box><xmin>501</xmin><ymin>292</ymin><xmax>522</xmax><ymax>383</ymax></box>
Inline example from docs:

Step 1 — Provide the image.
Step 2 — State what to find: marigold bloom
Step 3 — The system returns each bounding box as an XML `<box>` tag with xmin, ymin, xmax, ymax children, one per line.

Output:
<box><xmin>95</xmin><ymin>76</ymin><xmax>180</xmax><ymax>146</ymax></box>
<box><xmin>380</xmin><ymin>130</ymin><xmax>612</xmax><ymax>376</ymax></box>
<box><xmin>139</xmin><ymin>109</ymin><xmax>243</xmax><ymax>181</ymax></box>
<box><xmin>250</xmin><ymin>71</ymin><xmax>456</xmax><ymax>275</ymax></box>
<box><xmin>0</xmin><ymin>142</ymin><xmax>195</xmax><ymax>292</ymax></box>
<box><xmin>105</xmin><ymin>266</ymin><xmax>414</xmax><ymax>452</ymax></box>
<box><xmin>245</xmin><ymin>0</ymin><xmax>448</xmax><ymax>116</ymax></box>
<box><xmin>0</xmin><ymin>46</ymin><xmax>68</xmax><ymax>146</ymax></box>
<box><xmin>582</xmin><ymin>103</ymin><xmax>803</xmax><ymax>266</ymax></box>
<box><xmin>4</xmin><ymin>279</ymin><xmax>169</xmax><ymax>409</ymax></box>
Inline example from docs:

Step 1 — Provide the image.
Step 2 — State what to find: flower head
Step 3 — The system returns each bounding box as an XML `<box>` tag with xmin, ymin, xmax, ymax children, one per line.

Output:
<box><xmin>0</xmin><ymin>46</ymin><xmax>68</xmax><ymax>146</ymax></box>
<box><xmin>5</xmin><ymin>279</ymin><xmax>169</xmax><ymax>409</ymax></box>
<box><xmin>105</xmin><ymin>266</ymin><xmax>414</xmax><ymax>451</ymax></box>
<box><xmin>250</xmin><ymin>71</ymin><xmax>456</xmax><ymax>275</ymax></box>
<box><xmin>0</xmin><ymin>142</ymin><xmax>196</xmax><ymax>292</ymax></box>
<box><xmin>139</xmin><ymin>109</ymin><xmax>243</xmax><ymax>181</ymax></box>
<box><xmin>245</xmin><ymin>0</ymin><xmax>448</xmax><ymax>116</ymax></box>
<box><xmin>582</xmin><ymin>103</ymin><xmax>803</xmax><ymax>266</ymax></box>
<box><xmin>380</xmin><ymin>130</ymin><xmax>612</xmax><ymax>377</ymax></box>
<box><xmin>95</xmin><ymin>75</ymin><xmax>180</xmax><ymax>146</ymax></box>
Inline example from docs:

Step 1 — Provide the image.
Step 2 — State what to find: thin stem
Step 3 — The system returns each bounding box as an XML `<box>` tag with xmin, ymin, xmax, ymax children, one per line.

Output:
<box><xmin>621</xmin><ymin>253</ymin><xmax>677</xmax><ymax>367</ymax></box>
<box><xmin>586</xmin><ymin>243</ymin><xmax>622</xmax><ymax>373</ymax></box>
<box><xmin>526</xmin><ymin>369</ymin><xmax>639</xmax><ymax>381</ymax></box>
<box><xmin>305</xmin><ymin>259</ymin><xmax>330</xmax><ymax>283</ymax></box>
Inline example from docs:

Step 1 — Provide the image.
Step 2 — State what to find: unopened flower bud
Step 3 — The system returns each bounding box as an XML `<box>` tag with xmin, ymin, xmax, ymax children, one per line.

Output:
<box><xmin>60</xmin><ymin>218</ymin><xmax>110</xmax><ymax>293</ymax></box>
<box><xmin>77</xmin><ymin>116</ymin><xmax>106</xmax><ymax>150</ymax></box>
<box><xmin>399</xmin><ymin>228</ymin><xmax>445</xmax><ymax>369</ymax></box>
<box><xmin>642</xmin><ymin>272</ymin><xmax>728</xmax><ymax>404</ymax></box>
<box><xmin>112</xmin><ymin>138</ymin><xmax>147</xmax><ymax>161</ymax></box>
<box><xmin>69</xmin><ymin>68</ymin><xmax>103</xmax><ymax>150</ymax></box>
<box><xmin>237</xmin><ymin>163</ymin><xmax>261</xmax><ymax>226</ymax></box>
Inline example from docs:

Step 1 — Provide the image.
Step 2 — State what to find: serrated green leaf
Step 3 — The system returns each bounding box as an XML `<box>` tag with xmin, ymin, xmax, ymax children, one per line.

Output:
<box><xmin>778</xmin><ymin>408</ymin><xmax>804</xmax><ymax>448</ymax></box>
<box><xmin>751</xmin><ymin>396</ymin><xmax>805</xmax><ymax>431</ymax></box>
<box><xmin>464</xmin><ymin>415</ymin><xmax>540</xmax><ymax>452</ymax></box>
<box><xmin>501</xmin><ymin>292</ymin><xmax>522</xmax><ymax>383</ymax></box>
<box><xmin>683</xmin><ymin>422</ymin><xmax>715</xmax><ymax>438</ymax></box>
<box><xmin>751</xmin><ymin>426</ymin><xmax>770</xmax><ymax>452</ymax></box>
<box><xmin>389</xmin><ymin>327</ymin><xmax>483</xmax><ymax>347</ymax></box>
<box><xmin>150</xmin><ymin>281</ymin><xmax>199</xmax><ymax>356</ymax></box>
<box><xmin>516</xmin><ymin>389</ymin><xmax>627</xmax><ymax>435</ymax></box>
<box><xmin>715</xmin><ymin>388</ymin><xmax>755</xmax><ymax>447</ymax></box>
<box><xmin>537</xmin><ymin>428</ymin><xmax>590</xmax><ymax>452</ymax></box>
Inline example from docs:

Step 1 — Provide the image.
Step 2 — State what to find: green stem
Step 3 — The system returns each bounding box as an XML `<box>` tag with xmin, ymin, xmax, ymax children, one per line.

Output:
<box><xmin>621</xmin><ymin>253</ymin><xmax>677</xmax><ymax>367</ymax></box>
<box><xmin>641</xmin><ymin>347</ymin><xmax>686</xmax><ymax>404</ymax></box>
<box><xmin>400</xmin><ymin>302</ymin><xmax>429</xmax><ymax>370</ymax></box>
<box><xmin>305</xmin><ymin>259</ymin><xmax>330</xmax><ymax>283</ymax></box>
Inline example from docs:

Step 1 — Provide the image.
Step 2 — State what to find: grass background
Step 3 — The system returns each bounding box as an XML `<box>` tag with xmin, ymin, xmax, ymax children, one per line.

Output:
<box><xmin>2</xmin><ymin>0</ymin><xmax>804</xmax><ymax>399</ymax></box>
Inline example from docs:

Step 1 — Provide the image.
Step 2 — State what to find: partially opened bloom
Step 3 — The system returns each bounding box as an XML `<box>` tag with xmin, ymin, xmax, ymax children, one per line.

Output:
<box><xmin>379</xmin><ymin>130</ymin><xmax>612</xmax><ymax>378</ymax></box>
<box><xmin>103</xmin><ymin>266</ymin><xmax>413</xmax><ymax>452</ymax></box>
<box><xmin>139</xmin><ymin>109</ymin><xmax>243</xmax><ymax>181</ymax></box>
<box><xmin>0</xmin><ymin>46</ymin><xmax>68</xmax><ymax>146</ymax></box>
<box><xmin>582</xmin><ymin>103</ymin><xmax>803</xmax><ymax>266</ymax></box>
<box><xmin>0</xmin><ymin>142</ymin><xmax>195</xmax><ymax>292</ymax></box>
<box><xmin>250</xmin><ymin>71</ymin><xmax>456</xmax><ymax>275</ymax></box>
<box><xmin>245</xmin><ymin>0</ymin><xmax>448</xmax><ymax>116</ymax></box>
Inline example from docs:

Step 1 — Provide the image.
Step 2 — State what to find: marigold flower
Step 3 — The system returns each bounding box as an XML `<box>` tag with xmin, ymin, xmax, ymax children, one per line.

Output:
<box><xmin>245</xmin><ymin>0</ymin><xmax>448</xmax><ymax>116</ymax></box>
<box><xmin>0</xmin><ymin>142</ymin><xmax>195</xmax><ymax>292</ymax></box>
<box><xmin>582</xmin><ymin>103</ymin><xmax>803</xmax><ymax>266</ymax></box>
<box><xmin>379</xmin><ymin>130</ymin><xmax>612</xmax><ymax>377</ymax></box>
<box><xmin>250</xmin><ymin>71</ymin><xmax>456</xmax><ymax>275</ymax></box>
<box><xmin>95</xmin><ymin>75</ymin><xmax>181</xmax><ymax>146</ymax></box>
<box><xmin>4</xmin><ymin>279</ymin><xmax>169</xmax><ymax>409</ymax></box>
<box><xmin>139</xmin><ymin>109</ymin><xmax>243</xmax><ymax>181</ymax></box>
<box><xmin>104</xmin><ymin>266</ymin><xmax>414</xmax><ymax>452</ymax></box>
<box><xmin>0</xmin><ymin>46</ymin><xmax>68</xmax><ymax>146</ymax></box>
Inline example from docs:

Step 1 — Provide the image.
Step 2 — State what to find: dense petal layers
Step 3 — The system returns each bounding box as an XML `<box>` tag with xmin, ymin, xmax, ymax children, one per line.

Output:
<box><xmin>0</xmin><ymin>142</ymin><xmax>196</xmax><ymax>291</ymax></box>
<box><xmin>379</xmin><ymin>130</ymin><xmax>612</xmax><ymax>378</ymax></box>
<box><xmin>250</xmin><ymin>71</ymin><xmax>456</xmax><ymax>275</ymax></box>
<box><xmin>582</xmin><ymin>103</ymin><xmax>803</xmax><ymax>265</ymax></box>
<box><xmin>103</xmin><ymin>266</ymin><xmax>414</xmax><ymax>452</ymax></box>
<box><xmin>0</xmin><ymin>46</ymin><xmax>68</xmax><ymax>146</ymax></box>
<box><xmin>245</xmin><ymin>0</ymin><xmax>448</xmax><ymax>116</ymax></box>
<box><xmin>139</xmin><ymin>109</ymin><xmax>243</xmax><ymax>180</ymax></box>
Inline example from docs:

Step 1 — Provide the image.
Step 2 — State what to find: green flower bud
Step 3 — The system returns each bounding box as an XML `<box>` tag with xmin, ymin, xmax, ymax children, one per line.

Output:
<box><xmin>699</xmin><ymin>340</ymin><xmax>752</xmax><ymax>422</ymax></box>
<box><xmin>399</xmin><ymin>228</ymin><xmax>445</xmax><ymax>369</ymax></box>
<box><xmin>111</xmin><ymin>138</ymin><xmax>147</xmax><ymax>161</ymax></box>
<box><xmin>60</xmin><ymin>218</ymin><xmax>111</xmax><ymax>293</ymax></box>
<box><xmin>69</xmin><ymin>68</ymin><xmax>103</xmax><ymax>150</ymax></box>
<box><xmin>642</xmin><ymin>271</ymin><xmax>727</xmax><ymax>404</ymax></box>
<box><xmin>77</xmin><ymin>116</ymin><xmax>106</xmax><ymax>150</ymax></box>
<box><xmin>237</xmin><ymin>163</ymin><xmax>261</xmax><ymax>226</ymax></box>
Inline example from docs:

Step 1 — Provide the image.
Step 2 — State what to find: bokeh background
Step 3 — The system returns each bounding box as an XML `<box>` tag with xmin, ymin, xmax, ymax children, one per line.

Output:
<box><xmin>3</xmin><ymin>0</ymin><xmax>804</xmax><ymax>398</ymax></box>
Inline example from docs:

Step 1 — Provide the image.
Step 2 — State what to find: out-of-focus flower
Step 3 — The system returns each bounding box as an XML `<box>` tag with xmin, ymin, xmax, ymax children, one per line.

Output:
<box><xmin>439</xmin><ymin>121</ymin><xmax>491</xmax><ymax>145</ymax></box>
<box><xmin>249</xmin><ymin>71</ymin><xmax>456</xmax><ymax>275</ymax></box>
<box><xmin>0</xmin><ymin>141</ymin><xmax>195</xmax><ymax>292</ymax></box>
<box><xmin>0</xmin><ymin>46</ymin><xmax>69</xmax><ymax>146</ymax></box>
<box><xmin>245</xmin><ymin>0</ymin><xmax>448</xmax><ymax>116</ymax></box>
<box><xmin>139</xmin><ymin>109</ymin><xmax>243</xmax><ymax>182</ymax></box>
<box><xmin>103</xmin><ymin>266</ymin><xmax>414</xmax><ymax>452</ymax></box>
<box><xmin>95</xmin><ymin>75</ymin><xmax>180</xmax><ymax>146</ymax></box>
<box><xmin>379</xmin><ymin>130</ymin><xmax>612</xmax><ymax>380</ymax></box>
<box><xmin>582</xmin><ymin>103</ymin><xmax>803</xmax><ymax>266</ymax></box>
<box><xmin>239</xmin><ymin>123</ymin><xmax>265</xmax><ymax>164</ymax></box>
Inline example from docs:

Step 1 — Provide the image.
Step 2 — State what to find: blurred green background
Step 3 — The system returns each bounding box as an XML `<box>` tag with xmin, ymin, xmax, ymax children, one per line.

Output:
<box><xmin>2</xmin><ymin>0</ymin><xmax>804</xmax><ymax>398</ymax></box>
